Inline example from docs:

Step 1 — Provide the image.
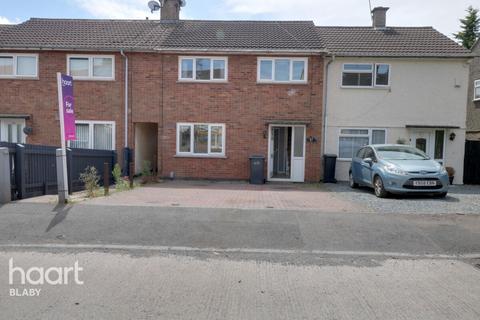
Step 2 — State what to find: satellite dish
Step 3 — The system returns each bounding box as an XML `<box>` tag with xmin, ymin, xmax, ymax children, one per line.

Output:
<box><xmin>148</xmin><ymin>0</ymin><xmax>161</xmax><ymax>13</ymax></box>
<box><xmin>180</xmin><ymin>0</ymin><xmax>187</xmax><ymax>7</ymax></box>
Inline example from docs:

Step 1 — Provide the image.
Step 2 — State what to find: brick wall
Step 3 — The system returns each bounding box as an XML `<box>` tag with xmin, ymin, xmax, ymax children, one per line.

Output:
<box><xmin>0</xmin><ymin>51</ymin><xmax>325</xmax><ymax>182</ymax></box>
<box><xmin>467</xmin><ymin>43</ymin><xmax>480</xmax><ymax>139</ymax></box>
<box><xmin>159</xmin><ymin>54</ymin><xmax>324</xmax><ymax>182</ymax></box>
<box><xmin>0</xmin><ymin>50</ymin><xmax>126</xmax><ymax>157</ymax></box>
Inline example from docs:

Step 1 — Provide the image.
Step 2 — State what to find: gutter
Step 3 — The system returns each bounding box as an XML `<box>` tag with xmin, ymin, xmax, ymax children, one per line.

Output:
<box><xmin>152</xmin><ymin>47</ymin><xmax>328</xmax><ymax>55</ymax></box>
<box><xmin>322</xmin><ymin>54</ymin><xmax>335</xmax><ymax>157</ymax></box>
<box><xmin>120</xmin><ymin>50</ymin><xmax>129</xmax><ymax>148</ymax></box>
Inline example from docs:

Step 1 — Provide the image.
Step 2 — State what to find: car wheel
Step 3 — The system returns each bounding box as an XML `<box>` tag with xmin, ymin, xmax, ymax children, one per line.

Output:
<box><xmin>435</xmin><ymin>192</ymin><xmax>448</xmax><ymax>198</ymax></box>
<box><xmin>373</xmin><ymin>176</ymin><xmax>388</xmax><ymax>198</ymax></box>
<box><xmin>349</xmin><ymin>172</ymin><xmax>358</xmax><ymax>188</ymax></box>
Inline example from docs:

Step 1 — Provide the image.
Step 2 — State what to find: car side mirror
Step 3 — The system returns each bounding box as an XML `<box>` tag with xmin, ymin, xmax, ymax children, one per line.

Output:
<box><xmin>363</xmin><ymin>158</ymin><xmax>374</xmax><ymax>166</ymax></box>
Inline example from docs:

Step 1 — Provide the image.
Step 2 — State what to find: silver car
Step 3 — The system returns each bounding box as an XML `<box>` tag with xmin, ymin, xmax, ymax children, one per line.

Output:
<box><xmin>349</xmin><ymin>144</ymin><xmax>449</xmax><ymax>198</ymax></box>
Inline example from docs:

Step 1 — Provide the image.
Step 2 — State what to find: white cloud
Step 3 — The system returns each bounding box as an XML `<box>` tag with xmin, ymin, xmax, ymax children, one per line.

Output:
<box><xmin>72</xmin><ymin>0</ymin><xmax>189</xmax><ymax>20</ymax></box>
<box><xmin>223</xmin><ymin>0</ymin><xmax>475</xmax><ymax>38</ymax></box>
<box><xmin>0</xmin><ymin>16</ymin><xmax>14</xmax><ymax>24</ymax></box>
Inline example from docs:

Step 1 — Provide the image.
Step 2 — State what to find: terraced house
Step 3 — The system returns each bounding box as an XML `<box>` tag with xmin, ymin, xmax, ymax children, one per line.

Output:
<box><xmin>0</xmin><ymin>1</ymin><xmax>471</xmax><ymax>183</ymax></box>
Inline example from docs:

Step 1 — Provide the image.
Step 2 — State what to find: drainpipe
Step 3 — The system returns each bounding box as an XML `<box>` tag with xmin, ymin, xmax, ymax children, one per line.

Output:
<box><xmin>322</xmin><ymin>54</ymin><xmax>335</xmax><ymax>157</ymax></box>
<box><xmin>120</xmin><ymin>50</ymin><xmax>130</xmax><ymax>175</ymax></box>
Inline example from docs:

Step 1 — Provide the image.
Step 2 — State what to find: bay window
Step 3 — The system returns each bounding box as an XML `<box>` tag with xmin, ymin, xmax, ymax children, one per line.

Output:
<box><xmin>70</xmin><ymin>121</ymin><xmax>115</xmax><ymax>150</ymax></box>
<box><xmin>177</xmin><ymin>123</ymin><xmax>225</xmax><ymax>156</ymax></box>
<box><xmin>0</xmin><ymin>54</ymin><xmax>38</xmax><ymax>78</ymax></box>
<box><xmin>67</xmin><ymin>55</ymin><xmax>114</xmax><ymax>80</ymax></box>
<box><xmin>339</xmin><ymin>128</ymin><xmax>386</xmax><ymax>159</ymax></box>
<box><xmin>178</xmin><ymin>57</ymin><xmax>228</xmax><ymax>82</ymax></box>
<box><xmin>258</xmin><ymin>57</ymin><xmax>307</xmax><ymax>83</ymax></box>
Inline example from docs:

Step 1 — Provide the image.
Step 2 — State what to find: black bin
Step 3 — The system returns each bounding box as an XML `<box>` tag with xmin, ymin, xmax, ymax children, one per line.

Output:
<box><xmin>249</xmin><ymin>155</ymin><xmax>265</xmax><ymax>184</ymax></box>
<box><xmin>323</xmin><ymin>154</ymin><xmax>337</xmax><ymax>183</ymax></box>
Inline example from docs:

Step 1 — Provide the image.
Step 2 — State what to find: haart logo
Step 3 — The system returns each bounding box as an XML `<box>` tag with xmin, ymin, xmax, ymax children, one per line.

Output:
<box><xmin>8</xmin><ymin>258</ymin><xmax>84</xmax><ymax>297</ymax></box>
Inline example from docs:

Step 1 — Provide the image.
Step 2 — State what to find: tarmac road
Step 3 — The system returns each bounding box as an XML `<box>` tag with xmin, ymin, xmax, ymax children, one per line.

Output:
<box><xmin>0</xmin><ymin>202</ymin><xmax>479</xmax><ymax>319</ymax></box>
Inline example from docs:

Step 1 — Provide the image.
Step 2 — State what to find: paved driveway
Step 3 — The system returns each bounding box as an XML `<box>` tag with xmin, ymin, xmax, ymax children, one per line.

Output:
<box><xmin>325</xmin><ymin>183</ymin><xmax>480</xmax><ymax>215</ymax></box>
<box><xmin>83</xmin><ymin>180</ymin><xmax>362</xmax><ymax>212</ymax></box>
<box><xmin>20</xmin><ymin>180</ymin><xmax>479</xmax><ymax>214</ymax></box>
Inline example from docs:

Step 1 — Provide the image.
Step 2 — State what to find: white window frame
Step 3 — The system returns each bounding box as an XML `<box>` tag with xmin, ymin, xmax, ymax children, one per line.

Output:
<box><xmin>257</xmin><ymin>57</ymin><xmax>308</xmax><ymax>84</ymax></box>
<box><xmin>474</xmin><ymin>79</ymin><xmax>480</xmax><ymax>101</ymax></box>
<box><xmin>68</xmin><ymin>120</ymin><xmax>116</xmax><ymax>150</ymax></box>
<box><xmin>0</xmin><ymin>53</ymin><xmax>38</xmax><ymax>79</ymax></box>
<box><xmin>178</xmin><ymin>56</ymin><xmax>228</xmax><ymax>82</ymax></box>
<box><xmin>341</xmin><ymin>63</ymin><xmax>391</xmax><ymax>88</ymax></box>
<box><xmin>0</xmin><ymin>118</ymin><xmax>26</xmax><ymax>143</ymax></box>
<box><xmin>67</xmin><ymin>54</ymin><xmax>115</xmax><ymax>81</ymax></box>
<box><xmin>338</xmin><ymin>128</ymin><xmax>387</xmax><ymax>160</ymax></box>
<box><xmin>176</xmin><ymin>123</ymin><xmax>226</xmax><ymax>157</ymax></box>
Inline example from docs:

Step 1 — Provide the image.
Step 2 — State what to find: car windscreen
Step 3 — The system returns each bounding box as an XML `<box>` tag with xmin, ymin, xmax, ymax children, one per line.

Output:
<box><xmin>375</xmin><ymin>146</ymin><xmax>429</xmax><ymax>160</ymax></box>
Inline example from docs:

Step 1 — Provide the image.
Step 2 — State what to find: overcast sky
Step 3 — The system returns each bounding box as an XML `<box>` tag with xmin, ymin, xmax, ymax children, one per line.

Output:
<box><xmin>0</xmin><ymin>0</ymin><xmax>477</xmax><ymax>38</ymax></box>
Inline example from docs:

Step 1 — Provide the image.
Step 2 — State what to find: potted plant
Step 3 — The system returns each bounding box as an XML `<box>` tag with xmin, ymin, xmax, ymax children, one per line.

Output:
<box><xmin>446</xmin><ymin>167</ymin><xmax>455</xmax><ymax>185</ymax></box>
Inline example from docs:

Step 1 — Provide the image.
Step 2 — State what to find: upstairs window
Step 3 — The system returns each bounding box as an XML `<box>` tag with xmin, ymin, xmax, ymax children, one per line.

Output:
<box><xmin>0</xmin><ymin>54</ymin><xmax>38</xmax><ymax>78</ymax></box>
<box><xmin>342</xmin><ymin>63</ymin><xmax>390</xmax><ymax>87</ymax></box>
<box><xmin>178</xmin><ymin>57</ymin><xmax>228</xmax><ymax>82</ymax></box>
<box><xmin>258</xmin><ymin>58</ymin><xmax>308</xmax><ymax>83</ymax></box>
<box><xmin>67</xmin><ymin>55</ymin><xmax>114</xmax><ymax>80</ymax></box>
<box><xmin>475</xmin><ymin>80</ymin><xmax>480</xmax><ymax>101</ymax></box>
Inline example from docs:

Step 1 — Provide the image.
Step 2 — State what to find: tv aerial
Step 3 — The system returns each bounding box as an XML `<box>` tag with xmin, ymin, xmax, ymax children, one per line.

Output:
<box><xmin>148</xmin><ymin>0</ymin><xmax>162</xmax><ymax>13</ymax></box>
<box><xmin>148</xmin><ymin>0</ymin><xmax>186</xmax><ymax>13</ymax></box>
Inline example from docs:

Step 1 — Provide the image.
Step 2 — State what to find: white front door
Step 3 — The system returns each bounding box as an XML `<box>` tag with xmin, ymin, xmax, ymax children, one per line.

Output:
<box><xmin>410</xmin><ymin>130</ymin><xmax>445</xmax><ymax>164</ymax></box>
<box><xmin>0</xmin><ymin>118</ymin><xmax>25</xmax><ymax>143</ymax></box>
<box><xmin>291</xmin><ymin>126</ymin><xmax>306</xmax><ymax>182</ymax></box>
<box><xmin>268</xmin><ymin>125</ymin><xmax>305</xmax><ymax>182</ymax></box>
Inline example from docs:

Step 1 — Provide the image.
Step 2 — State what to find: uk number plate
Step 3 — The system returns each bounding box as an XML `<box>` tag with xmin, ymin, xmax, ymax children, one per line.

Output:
<box><xmin>413</xmin><ymin>180</ymin><xmax>437</xmax><ymax>187</ymax></box>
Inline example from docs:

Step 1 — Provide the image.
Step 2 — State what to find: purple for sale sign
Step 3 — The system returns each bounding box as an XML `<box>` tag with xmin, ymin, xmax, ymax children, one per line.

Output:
<box><xmin>60</xmin><ymin>74</ymin><xmax>76</xmax><ymax>141</ymax></box>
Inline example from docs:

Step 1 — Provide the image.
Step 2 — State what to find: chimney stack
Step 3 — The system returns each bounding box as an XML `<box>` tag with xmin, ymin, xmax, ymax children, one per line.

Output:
<box><xmin>161</xmin><ymin>0</ymin><xmax>182</xmax><ymax>21</ymax></box>
<box><xmin>371</xmin><ymin>7</ymin><xmax>389</xmax><ymax>29</ymax></box>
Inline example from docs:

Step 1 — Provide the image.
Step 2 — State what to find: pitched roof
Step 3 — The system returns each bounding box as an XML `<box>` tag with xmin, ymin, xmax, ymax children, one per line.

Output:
<box><xmin>0</xmin><ymin>24</ymin><xmax>13</xmax><ymax>34</ymax></box>
<box><xmin>316</xmin><ymin>26</ymin><xmax>471</xmax><ymax>58</ymax></box>
<box><xmin>0</xmin><ymin>18</ymin><xmax>325</xmax><ymax>52</ymax></box>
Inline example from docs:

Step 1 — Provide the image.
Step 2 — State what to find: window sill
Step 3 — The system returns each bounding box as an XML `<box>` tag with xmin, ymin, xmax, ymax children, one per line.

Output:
<box><xmin>177</xmin><ymin>80</ymin><xmax>228</xmax><ymax>84</ymax></box>
<box><xmin>71</xmin><ymin>77</ymin><xmax>115</xmax><ymax>82</ymax></box>
<box><xmin>175</xmin><ymin>154</ymin><xmax>227</xmax><ymax>159</ymax></box>
<box><xmin>337</xmin><ymin>158</ymin><xmax>353</xmax><ymax>162</ymax></box>
<box><xmin>257</xmin><ymin>81</ymin><xmax>308</xmax><ymax>85</ymax></box>
<box><xmin>0</xmin><ymin>76</ymin><xmax>39</xmax><ymax>80</ymax></box>
<box><xmin>340</xmin><ymin>85</ymin><xmax>390</xmax><ymax>90</ymax></box>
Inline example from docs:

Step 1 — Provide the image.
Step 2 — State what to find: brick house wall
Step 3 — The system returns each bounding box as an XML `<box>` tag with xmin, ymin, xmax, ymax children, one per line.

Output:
<box><xmin>467</xmin><ymin>43</ymin><xmax>480</xmax><ymax>140</ymax></box>
<box><xmin>0</xmin><ymin>50</ymin><xmax>126</xmax><ymax>155</ymax></box>
<box><xmin>158</xmin><ymin>54</ymin><xmax>324</xmax><ymax>182</ymax></box>
<box><xmin>1</xmin><ymin>50</ymin><xmax>325</xmax><ymax>182</ymax></box>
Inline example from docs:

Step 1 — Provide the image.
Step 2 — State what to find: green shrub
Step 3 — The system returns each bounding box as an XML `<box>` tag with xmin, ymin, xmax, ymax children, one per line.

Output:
<box><xmin>80</xmin><ymin>166</ymin><xmax>100</xmax><ymax>198</ymax></box>
<box><xmin>112</xmin><ymin>163</ymin><xmax>130</xmax><ymax>191</ymax></box>
<box><xmin>142</xmin><ymin>160</ymin><xmax>152</xmax><ymax>176</ymax></box>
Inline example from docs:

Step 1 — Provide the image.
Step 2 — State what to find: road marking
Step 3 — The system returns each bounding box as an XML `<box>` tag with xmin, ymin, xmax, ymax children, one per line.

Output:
<box><xmin>0</xmin><ymin>243</ymin><xmax>478</xmax><ymax>260</ymax></box>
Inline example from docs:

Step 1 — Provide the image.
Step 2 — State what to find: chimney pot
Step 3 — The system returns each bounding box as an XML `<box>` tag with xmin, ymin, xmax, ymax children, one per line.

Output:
<box><xmin>371</xmin><ymin>7</ymin><xmax>389</xmax><ymax>29</ymax></box>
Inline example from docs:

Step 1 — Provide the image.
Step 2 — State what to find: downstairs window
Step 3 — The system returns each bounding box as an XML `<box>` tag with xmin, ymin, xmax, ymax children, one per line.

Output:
<box><xmin>177</xmin><ymin>123</ymin><xmax>225</xmax><ymax>156</ymax></box>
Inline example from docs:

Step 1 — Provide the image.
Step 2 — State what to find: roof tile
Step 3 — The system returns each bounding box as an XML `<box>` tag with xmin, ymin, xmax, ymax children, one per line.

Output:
<box><xmin>316</xmin><ymin>26</ymin><xmax>471</xmax><ymax>57</ymax></box>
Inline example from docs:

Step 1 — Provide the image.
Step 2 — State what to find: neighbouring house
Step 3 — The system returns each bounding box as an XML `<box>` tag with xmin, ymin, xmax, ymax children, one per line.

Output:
<box><xmin>320</xmin><ymin>7</ymin><xmax>472</xmax><ymax>184</ymax></box>
<box><xmin>467</xmin><ymin>39</ymin><xmax>480</xmax><ymax>141</ymax></box>
<box><xmin>0</xmin><ymin>0</ymin><xmax>325</xmax><ymax>182</ymax></box>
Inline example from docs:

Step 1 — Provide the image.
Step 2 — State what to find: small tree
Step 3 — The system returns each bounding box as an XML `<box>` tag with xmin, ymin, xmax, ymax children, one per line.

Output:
<box><xmin>80</xmin><ymin>166</ymin><xmax>100</xmax><ymax>198</ymax></box>
<box><xmin>454</xmin><ymin>6</ymin><xmax>479</xmax><ymax>50</ymax></box>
